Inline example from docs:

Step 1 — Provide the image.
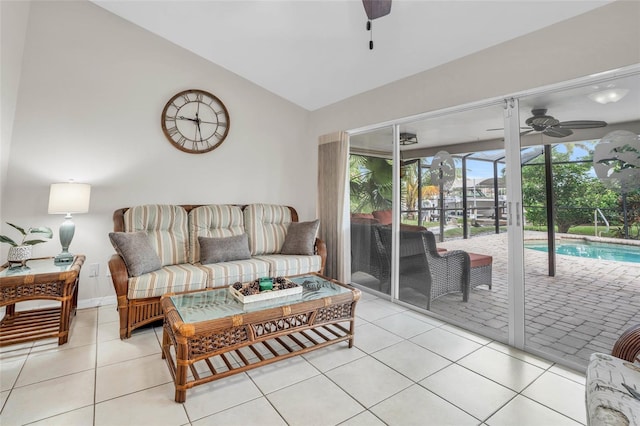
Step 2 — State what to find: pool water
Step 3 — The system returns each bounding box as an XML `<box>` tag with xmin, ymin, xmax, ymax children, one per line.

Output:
<box><xmin>525</xmin><ymin>240</ymin><xmax>640</xmax><ymax>264</ymax></box>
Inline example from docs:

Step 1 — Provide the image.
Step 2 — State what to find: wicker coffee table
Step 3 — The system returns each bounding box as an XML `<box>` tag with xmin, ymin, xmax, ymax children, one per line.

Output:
<box><xmin>160</xmin><ymin>273</ymin><xmax>360</xmax><ymax>402</ymax></box>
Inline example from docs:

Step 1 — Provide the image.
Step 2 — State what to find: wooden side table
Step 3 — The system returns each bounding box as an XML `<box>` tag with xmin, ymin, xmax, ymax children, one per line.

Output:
<box><xmin>0</xmin><ymin>255</ymin><xmax>85</xmax><ymax>346</ymax></box>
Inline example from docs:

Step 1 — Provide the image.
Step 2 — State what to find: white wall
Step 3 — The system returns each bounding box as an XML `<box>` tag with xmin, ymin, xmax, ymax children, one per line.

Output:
<box><xmin>309</xmin><ymin>1</ymin><xmax>640</xmax><ymax>138</ymax></box>
<box><xmin>0</xmin><ymin>1</ymin><xmax>31</xmax><ymax>224</ymax></box>
<box><xmin>2</xmin><ymin>1</ymin><xmax>313</xmax><ymax>305</ymax></box>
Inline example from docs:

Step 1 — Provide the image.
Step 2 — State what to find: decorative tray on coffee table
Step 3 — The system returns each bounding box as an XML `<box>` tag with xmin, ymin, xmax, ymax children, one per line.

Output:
<box><xmin>229</xmin><ymin>277</ymin><xmax>302</xmax><ymax>303</ymax></box>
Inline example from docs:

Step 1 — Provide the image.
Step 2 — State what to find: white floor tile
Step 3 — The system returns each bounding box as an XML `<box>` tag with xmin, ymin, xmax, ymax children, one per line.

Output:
<box><xmin>0</xmin><ymin>342</ymin><xmax>32</xmax><ymax>360</ymax></box>
<box><xmin>95</xmin><ymin>383</ymin><xmax>189</xmax><ymax>426</ymax></box>
<box><xmin>325</xmin><ymin>356</ymin><xmax>413</xmax><ymax>408</ymax></box>
<box><xmin>1</xmin><ymin>370</ymin><xmax>94</xmax><ymax>425</ymax></box>
<box><xmin>372</xmin><ymin>340</ymin><xmax>451</xmax><ymax>381</ymax></box>
<box><xmin>522</xmin><ymin>371</ymin><xmax>587</xmax><ymax>424</ymax></box>
<box><xmin>303</xmin><ymin>343</ymin><xmax>367</xmax><ymax>373</ymax></box>
<box><xmin>96</xmin><ymin>353</ymin><xmax>173</xmax><ymax>402</ymax></box>
<box><xmin>486</xmin><ymin>395</ymin><xmax>582</xmax><ymax>426</ymax></box>
<box><xmin>372</xmin><ymin>312</ymin><xmax>437</xmax><ymax>338</ymax></box>
<box><xmin>410</xmin><ymin>327</ymin><xmax>483</xmax><ymax>361</ymax></box>
<box><xmin>404</xmin><ymin>310</ymin><xmax>447</xmax><ymax>327</ymax></box>
<box><xmin>549</xmin><ymin>364</ymin><xmax>587</xmax><ymax>385</ymax></box>
<box><xmin>15</xmin><ymin>344</ymin><xmax>96</xmax><ymax>387</ymax></box>
<box><xmin>65</xmin><ymin>323</ymin><xmax>97</xmax><ymax>348</ymax></box>
<box><xmin>440</xmin><ymin>324</ymin><xmax>492</xmax><ymax>345</ymax></box>
<box><xmin>267</xmin><ymin>375</ymin><xmax>364</xmax><ymax>426</ymax></box>
<box><xmin>97</xmin><ymin>320</ymin><xmax>121</xmax><ymax>342</ymax></box>
<box><xmin>1</xmin><ymin>390</ymin><xmax>9</xmax><ymax>412</ymax></box>
<box><xmin>488</xmin><ymin>341</ymin><xmax>553</xmax><ymax>369</ymax></box>
<box><xmin>74</xmin><ymin>308</ymin><xmax>98</xmax><ymax>329</ymax></box>
<box><xmin>183</xmin><ymin>372</ymin><xmax>262</xmax><ymax>421</ymax></box>
<box><xmin>97</xmin><ymin>331</ymin><xmax>160</xmax><ymax>367</ymax></box>
<box><xmin>420</xmin><ymin>363</ymin><xmax>517</xmax><ymax>421</ymax></box>
<box><xmin>192</xmin><ymin>396</ymin><xmax>287</xmax><ymax>426</ymax></box>
<box><xmin>27</xmin><ymin>405</ymin><xmax>94</xmax><ymax>426</ymax></box>
<box><xmin>370</xmin><ymin>384</ymin><xmax>478</xmax><ymax>426</ymax></box>
<box><xmin>458</xmin><ymin>346</ymin><xmax>545</xmax><ymax>392</ymax></box>
<box><xmin>247</xmin><ymin>356</ymin><xmax>320</xmax><ymax>394</ymax></box>
<box><xmin>353</xmin><ymin>322</ymin><xmax>403</xmax><ymax>354</ymax></box>
<box><xmin>356</xmin><ymin>299</ymin><xmax>405</xmax><ymax>322</ymax></box>
<box><xmin>0</xmin><ymin>355</ymin><xmax>26</xmax><ymax>391</ymax></box>
<box><xmin>340</xmin><ymin>410</ymin><xmax>386</xmax><ymax>425</ymax></box>
<box><xmin>97</xmin><ymin>304</ymin><xmax>120</xmax><ymax>324</ymax></box>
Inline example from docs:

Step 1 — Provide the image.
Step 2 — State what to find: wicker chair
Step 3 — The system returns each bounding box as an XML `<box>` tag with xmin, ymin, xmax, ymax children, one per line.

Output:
<box><xmin>376</xmin><ymin>226</ymin><xmax>470</xmax><ymax>309</ymax></box>
<box><xmin>350</xmin><ymin>221</ymin><xmax>390</xmax><ymax>293</ymax></box>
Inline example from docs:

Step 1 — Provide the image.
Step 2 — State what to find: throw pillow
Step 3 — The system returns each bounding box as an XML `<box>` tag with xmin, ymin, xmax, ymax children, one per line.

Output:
<box><xmin>109</xmin><ymin>231</ymin><xmax>162</xmax><ymax>277</ymax></box>
<box><xmin>281</xmin><ymin>220</ymin><xmax>320</xmax><ymax>255</ymax></box>
<box><xmin>199</xmin><ymin>234</ymin><xmax>251</xmax><ymax>264</ymax></box>
<box><xmin>372</xmin><ymin>210</ymin><xmax>392</xmax><ymax>225</ymax></box>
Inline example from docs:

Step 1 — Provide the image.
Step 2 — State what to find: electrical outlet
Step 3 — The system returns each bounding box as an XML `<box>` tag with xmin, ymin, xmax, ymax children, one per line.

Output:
<box><xmin>89</xmin><ymin>263</ymin><xmax>99</xmax><ymax>278</ymax></box>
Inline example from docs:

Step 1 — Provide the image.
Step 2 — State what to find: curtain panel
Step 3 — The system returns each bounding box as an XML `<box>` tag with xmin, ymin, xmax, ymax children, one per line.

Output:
<box><xmin>317</xmin><ymin>131</ymin><xmax>349</xmax><ymax>281</ymax></box>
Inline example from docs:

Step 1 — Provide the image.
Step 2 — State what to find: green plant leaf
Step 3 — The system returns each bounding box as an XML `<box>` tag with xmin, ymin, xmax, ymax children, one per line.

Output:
<box><xmin>0</xmin><ymin>235</ymin><xmax>17</xmax><ymax>247</ymax></box>
<box><xmin>6</xmin><ymin>222</ymin><xmax>27</xmax><ymax>236</ymax></box>
<box><xmin>30</xmin><ymin>227</ymin><xmax>53</xmax><ymax>239</ymax></box>
<box><xmin>23</xmin><ymin>239</ymin><xmax>49</xmax><ymax>246</ymax></box>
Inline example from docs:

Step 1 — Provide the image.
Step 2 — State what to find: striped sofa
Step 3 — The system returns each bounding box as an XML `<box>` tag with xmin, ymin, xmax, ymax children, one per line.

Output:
<box><xmin>108</xmin><ymin>204</ymin><xmax>326</xmax><ymax>339</ymax></box>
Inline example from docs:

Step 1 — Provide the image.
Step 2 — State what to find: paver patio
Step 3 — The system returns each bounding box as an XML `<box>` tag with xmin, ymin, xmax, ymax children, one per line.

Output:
<box><xmin>399</xmin><ymin>231</ymin><xmax>640</xmax><ymax>369</ymax></box>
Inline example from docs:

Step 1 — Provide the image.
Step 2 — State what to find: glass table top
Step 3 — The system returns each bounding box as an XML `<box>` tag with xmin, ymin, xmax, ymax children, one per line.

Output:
<box><xmin>171</xmin><ymin>275</ymin><xmax>352</xmax><ymax>324</ymax></box>
<box><xmin>0</xmin><ymin>258</ymin><xmax>74</xmax><ymax>278</ymax></box>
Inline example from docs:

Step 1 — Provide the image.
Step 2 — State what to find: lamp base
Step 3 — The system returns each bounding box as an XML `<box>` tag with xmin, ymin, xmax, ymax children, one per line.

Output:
<box><xmin>54</xmin><ymin>252</ymin><xmax>74</xmax><ymax>266</ymax></box>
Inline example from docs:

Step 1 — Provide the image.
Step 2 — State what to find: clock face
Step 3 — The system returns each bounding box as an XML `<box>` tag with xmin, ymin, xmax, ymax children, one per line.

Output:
<box><xmin>161</xmin><ymin>89</ymin><xmax>230</xmax><ymax>154</ymax></box>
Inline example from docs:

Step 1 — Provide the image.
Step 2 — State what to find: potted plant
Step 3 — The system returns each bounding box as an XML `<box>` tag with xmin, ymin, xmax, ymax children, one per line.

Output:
<box><xmin>0</xmin><ymin>222</ymin><xmax>53</xmax><ymax>267</ymax></box>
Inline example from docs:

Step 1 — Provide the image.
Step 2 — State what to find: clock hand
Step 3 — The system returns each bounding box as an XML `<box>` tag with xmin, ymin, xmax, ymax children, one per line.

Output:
<box><xmin>177</xmin><ymin>115</ymin><xmax>198</xmax><ymax>122</ymax></box>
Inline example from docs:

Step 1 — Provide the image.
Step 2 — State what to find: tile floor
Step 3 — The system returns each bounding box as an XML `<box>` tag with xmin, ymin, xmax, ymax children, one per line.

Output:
<box><xmin>0</xmin><ymin>292</ymin><xmax>587</xmax><ymax>426</ymax></box>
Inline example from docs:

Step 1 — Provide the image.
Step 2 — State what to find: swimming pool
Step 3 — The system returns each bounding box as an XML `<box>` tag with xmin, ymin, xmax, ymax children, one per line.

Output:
<box><xmin>525</xmin><ymin>240</ymin><xmax>640</xmax><ymax>264</ymax></box>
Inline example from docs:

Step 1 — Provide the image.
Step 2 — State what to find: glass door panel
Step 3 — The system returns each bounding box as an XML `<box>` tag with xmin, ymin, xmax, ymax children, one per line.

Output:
<box><xmin>349</xmin><ymin>127</ymin><xmax>393</xmax><ymax>296</ymax></box>
<box><xmin>519</xmin><ymin>73</ymin><xmax>640</xmax><ymax>368</ymax></box>
<box><xmin>394</xmin><ymin>104</ymin><xmax>509</xmax><ymax>341</ymax></box>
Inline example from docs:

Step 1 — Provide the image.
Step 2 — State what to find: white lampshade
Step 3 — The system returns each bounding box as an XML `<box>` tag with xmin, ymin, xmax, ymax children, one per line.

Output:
<box><xmin>48</xmin><ymin>183</ymin><xmax>91</xmax><ymax>214</ymax></box>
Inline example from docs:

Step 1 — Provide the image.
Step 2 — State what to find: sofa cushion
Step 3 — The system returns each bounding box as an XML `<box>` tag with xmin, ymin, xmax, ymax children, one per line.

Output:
<box><xmin>188</xmin><ymin>205</ymin><xmax>245</xmax><ymax>263</ymax></box>
<box><xmin>255</xmin><ymin>254</ymin><xmax>323</xmax><ymax>277</ymax></box>
<box><xmin>199</xmin><ymin>234</ymin><xmax>251</xmax><ymax>264</ymax></box>
<box><xmin>124</xmin><ymin>204</ymin><xmax>189</xmax><ymax>266</ymax></box>
<box><xmin>281</xmin><ymin>220</ymin><xmax>319</xmax><ymax>256</ymax></box>
<box><xmin>586</xmin><ymin>352</ymin><xmax>640</xmax><ymax>426</ymax></box>
<box><xmin>372</xmin><ymin>210</ymin><xmax>392</xmax><ymax>225</ymax></box>
<box><xmin>127</xmin><ymin>264</ymin><xmax>208</xmax><ymax>299</ymax></box>
<box><xmin>109</xmin><ymin>231</ymin><xmax>162</xmax><ymax>277</ymax></box>
<box><xmin>198</xmin><ymin>258</ymin><xmax>271</xmax><ymax>287</ymax></box>
<box><xmin>244</xmin><ymin>204</ymin><xmax>292</xmax><ymax>255</ymax></box>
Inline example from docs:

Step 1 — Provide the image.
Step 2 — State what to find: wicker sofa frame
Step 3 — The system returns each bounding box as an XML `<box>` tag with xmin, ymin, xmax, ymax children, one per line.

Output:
<box><xmin>109</xmin><ymin>204</ymin><xmax>327</xmax><ymax>339</ymax></box>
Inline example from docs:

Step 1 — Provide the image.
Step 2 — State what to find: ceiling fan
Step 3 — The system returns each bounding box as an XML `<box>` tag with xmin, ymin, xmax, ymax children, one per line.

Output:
<box><xmin>488</xmin><ymin>108</ymin><xmax>608</xmax><ymax>138</ymax></box>
<box><xmin>362</xmin><ymin>0</ymin><xmax>392</xmax><ymax>50</ymax></box>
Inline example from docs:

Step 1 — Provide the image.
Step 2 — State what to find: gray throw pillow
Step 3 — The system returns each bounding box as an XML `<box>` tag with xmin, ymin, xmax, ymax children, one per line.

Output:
<box><xmin>108</xmin><ymin>231</ymin><xmax>162</xmax><ymax>277</ymax></box>
<box><xmin>281</xmin><ymin>220</ymin><xmax>320</xmax><ymax>255</ymax></box>
<box><xmin>199</xmin><ymin>234</ymin><xmax>251</xmax><ymax>264</ymax></box>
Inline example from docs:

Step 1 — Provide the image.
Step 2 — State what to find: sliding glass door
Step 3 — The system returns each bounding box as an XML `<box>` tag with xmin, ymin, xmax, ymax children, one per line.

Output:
<box><xmin>348</xmin><ymin>66</ymin><xmax>640</xmax><ymax>369</ymax></box>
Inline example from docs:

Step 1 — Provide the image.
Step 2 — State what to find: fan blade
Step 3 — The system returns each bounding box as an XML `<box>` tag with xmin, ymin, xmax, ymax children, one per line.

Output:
<box><xmin>520</xmin><ymin>129</ymin><xmax>535</xmax><ymax>136</ymax></box>
<box><xmin>362</xmin><ymin>0</ymin><xmax>392</xmax><ymax>20</ymax></box>
<box><xmin>557</xmin><ymin>120</ymin><xmax>607</xmax><ymax>129</ymax></box>
<box><xmin>486</xmin><ymin>127</ymin><xmax>530</xmax><ymax>131</ymax></box>
<box><xmin>543</xmin><ymin>127</ymin><xmax>573</xmax><ymax>138</ymax></box>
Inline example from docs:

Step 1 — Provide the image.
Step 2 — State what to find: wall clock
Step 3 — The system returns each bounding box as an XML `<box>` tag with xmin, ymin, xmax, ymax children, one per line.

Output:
<box><xmin>161</xmin><ymin>89</ymin><xmax>230</xmax><ymax>154</ymax></box>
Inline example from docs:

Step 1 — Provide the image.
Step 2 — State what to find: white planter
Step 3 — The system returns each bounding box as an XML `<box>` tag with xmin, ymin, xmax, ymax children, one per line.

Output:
<box><xmin>7</xmin><ymin>245</ymin><xmax>32</xmax><ymax>267</ymax></box>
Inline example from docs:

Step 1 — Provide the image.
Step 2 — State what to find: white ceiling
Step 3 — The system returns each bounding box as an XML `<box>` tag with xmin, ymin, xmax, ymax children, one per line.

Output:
<box><xmin>92</xmin><ymin>0</ymin><xmax>612</xmax><ymax>111</ymax></box>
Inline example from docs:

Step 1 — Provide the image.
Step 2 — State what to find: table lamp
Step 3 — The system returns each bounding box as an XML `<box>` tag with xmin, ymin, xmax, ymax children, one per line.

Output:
<box><xmin>48</xmin><ymin>182</ymin><xmax>91</xmax><ymax>265</ymax></box>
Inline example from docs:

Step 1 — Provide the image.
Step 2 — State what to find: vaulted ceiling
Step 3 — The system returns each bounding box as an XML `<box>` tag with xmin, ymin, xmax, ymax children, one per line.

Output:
<box><xmin>92</xmin><ymin>1</ymin><xmax>612</xmax><ymax>111</ymax></box>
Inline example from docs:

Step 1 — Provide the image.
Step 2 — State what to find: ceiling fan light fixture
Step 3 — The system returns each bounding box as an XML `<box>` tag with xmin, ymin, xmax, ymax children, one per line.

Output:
<box><xmin>588</xmin><ymin>88</ymin><xmax>629</xmax><ymax>104</ymax></box>
<box><xmin>399</xmin><ymin>132</ymin><xmax>418</xmax><ymax>145</ymax></box>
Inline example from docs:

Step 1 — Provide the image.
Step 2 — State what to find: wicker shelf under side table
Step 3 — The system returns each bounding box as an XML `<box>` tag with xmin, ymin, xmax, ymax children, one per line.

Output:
<box><xmin>0</xmin><ymin>255</ymin><xmax>85</xmax><ymax>346</ymax></box>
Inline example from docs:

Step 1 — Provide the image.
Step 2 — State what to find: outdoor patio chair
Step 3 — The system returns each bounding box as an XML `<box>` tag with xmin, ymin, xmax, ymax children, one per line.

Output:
<box><xmin>377</xmin><ymin>226</ymin><xmax>471</xmax><ymax>309</ymax></box>
<box><xmin>350</xmin><ymin>221</ymin><xmax>390</xmax><ymax>293</ymax></box>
